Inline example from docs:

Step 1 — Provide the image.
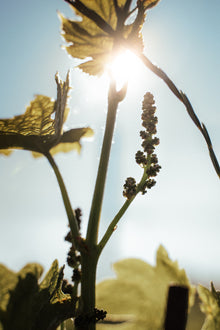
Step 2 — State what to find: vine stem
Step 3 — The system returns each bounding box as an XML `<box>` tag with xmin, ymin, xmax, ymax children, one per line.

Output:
<box><xmin>45</xmin><ymin>151</ymin><xmax>79</xmax><ymax>248</ymax></box>
<box><xmin>86</xmin><ymin>78</ymin><xmax>125</xmax><ymax>245</ymax></box>
<box><xmin>76</xmin><ymin>78</ymin><xmax>126</xmax><ymax>329</ymax></box>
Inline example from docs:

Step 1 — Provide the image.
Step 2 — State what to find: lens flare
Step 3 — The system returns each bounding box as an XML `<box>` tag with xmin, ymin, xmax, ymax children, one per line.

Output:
<box><xmin>109</xmin><ymin>50</ymin><xmax>143</xmax><ymax>89</ymax></box>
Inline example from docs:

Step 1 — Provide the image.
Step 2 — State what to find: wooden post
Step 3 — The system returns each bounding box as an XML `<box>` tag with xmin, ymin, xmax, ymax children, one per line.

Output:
<box><xmin>164</xmin><ymin>285</ymin><xmax>189</xmax><ymax>330</ymax></box>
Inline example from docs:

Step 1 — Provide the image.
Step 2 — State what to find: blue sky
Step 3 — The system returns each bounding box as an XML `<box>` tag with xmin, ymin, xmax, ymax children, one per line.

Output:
<box><xmin>0</xmin><ymin>0</ymin><xmax>220</xmax><ymax>286</ymax></box>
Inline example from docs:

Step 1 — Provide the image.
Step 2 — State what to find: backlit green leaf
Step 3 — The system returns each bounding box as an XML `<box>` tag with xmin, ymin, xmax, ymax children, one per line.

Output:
<box><xmin>0</xmin><ymin>72</ymin><xmax>93</xmax><ymax>157</ymax></box>
<box><xmin>60</xmin><ymin>0</ymin><xmax>160</xmax><ymax>75</ymax></box>
<box><xmin>59</xmin><ymin>7</ymin><xmax>114</xmax><ymax>76</ymax></box>
<box><xmin>96</xmin><ymin>245</ymin><xmax>194</xmax><ymax>329</ymax></box>
<box><xmin>198</xmin><ymin>283</ymin><xmax>220</xmax><ymax>329</ymax></box>
<box><xmin>141</xmin><ymin>0</ymin><xmax>161</xmax><ymax>10</ymax></box>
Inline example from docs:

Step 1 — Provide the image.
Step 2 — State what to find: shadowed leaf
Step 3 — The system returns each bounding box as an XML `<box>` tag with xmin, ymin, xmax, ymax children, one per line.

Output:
<box><xmin>0</xmin><ymin>260</ymin><xmax>76</xmax><ymax>330</ymax></box>
<box><xmin>0</xmin><ymin>263</ymin><xmax>43</xmax><ymax>313</ymax></box>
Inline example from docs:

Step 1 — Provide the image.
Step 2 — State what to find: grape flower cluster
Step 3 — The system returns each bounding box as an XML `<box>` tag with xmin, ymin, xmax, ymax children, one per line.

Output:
<box><xmin>123</xmin><ymin>92</ymin><xmax>161</xmax><ymax>199</ymax></box>
<box><xmin>63</xmin><ymin>208</ymin><xmax>82</xmax><ymax>287</ymax></box>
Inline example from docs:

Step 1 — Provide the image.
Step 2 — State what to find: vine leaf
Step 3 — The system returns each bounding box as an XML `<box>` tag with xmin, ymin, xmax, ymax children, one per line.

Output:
<box><xmin>60</xmin><ymin>0</ymin><xmax>160</xmax><ymax>75</ymax></box>
<box><xmin>198</xmin><ymin>283</ymin><xmax>220</xmax><ymax>329</ymax></box>
<box><xmin>142</xmin><ymin>0</ymin><xmax>161</xmax><ymax>10</ymax></box>
<box><xmin>0</xmin><ymin>72</ymin><xmax>93</xmax><ymax>157</ymax></box>
<box><xmin>0</xmin><ymin>263</ymin><xmax>43</xmax><ymax>314</ymax></box>
<box><xmin>96</xmin><ymin>245</ymin><xmax>195</xmax><ymax>329</ymax></box>
<box><xmin>0</xmin><ymin>260</ymin><xmax>76</xmax><ymax>330</ymax></box>
<box><xmin>57</xmin><ymin>319</ymin><xmax>74</xmax><ymax>330</ymax></box>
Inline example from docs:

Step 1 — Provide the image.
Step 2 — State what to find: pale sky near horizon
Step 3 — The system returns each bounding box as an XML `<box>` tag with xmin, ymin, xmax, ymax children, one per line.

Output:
<box><xmin>0</xmin><ymin>0</ymin><xmax>220</xmax><ymax>286</ymax></box>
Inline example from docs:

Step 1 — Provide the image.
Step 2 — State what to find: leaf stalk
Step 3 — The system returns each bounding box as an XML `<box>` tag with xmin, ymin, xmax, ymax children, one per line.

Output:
<box><xmin>45</xmin><ymin>151</ymin><xmax>80</xmax><ymax>248</ymax></box>
<box><xmin>138</xmin><ymin>52</ymin><xmax>220</xmax><ymax>179</ymax></box>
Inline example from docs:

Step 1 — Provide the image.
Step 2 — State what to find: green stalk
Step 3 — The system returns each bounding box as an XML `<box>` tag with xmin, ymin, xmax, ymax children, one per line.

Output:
<box><xmin>86</xmin><ymin>79</ymin><xmax>121</xmax><ymax>245</ymax></box>
<box><xmin>77</xmin><ymin>249</ymin><xmax>99</xmax><ymax>330</ymax></box>
<box><xmin>45</xmin><ymin>151</ymin><xmax>79</xmax><ymax>248</ymax></box>
<box><xmin>98</xmin><ymin>198</ymin><xmax>134</xmax><ymax>255</ymax></box>
<box><xmin>98</xmin><ymin>167</ymin><xmax>149</xmax><ymax>255</ymax></box>
<box><xmin>77</xmin><ymin>79</ymin><xmax>125</xmax><ymax>329</ymax></box>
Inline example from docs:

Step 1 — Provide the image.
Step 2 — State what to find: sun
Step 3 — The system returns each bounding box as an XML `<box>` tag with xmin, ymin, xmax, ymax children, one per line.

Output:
<box><xmin>84</xmin><ymin>50</ymin><xmax>145</xmax><ymax>101</ymax></box>
<box><xmin>108</xmin><ymin>50</ymin><xmax>143</xmax><ymax>89</ymax></box>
